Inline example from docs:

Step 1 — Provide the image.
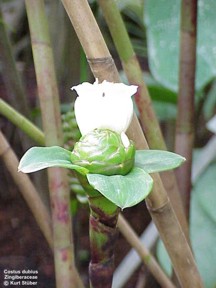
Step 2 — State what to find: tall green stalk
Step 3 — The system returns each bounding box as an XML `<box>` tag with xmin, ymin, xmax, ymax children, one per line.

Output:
<box><xmin>97</xmin><ymin>0</ymin><xmax>163</xmax><ymax>147</ymax></box>
<box><xmin>118</xmin><ymin>215</ymin><xmax>176</xmax><ymax>288</ymax></box>
<box><xmin>24</xmin><ymin>1</ymin><xmax>83</xmax><ymax>287</ymax></box>
<box><xmin>61</xmin><ymin>0</ymin><xmax>119</xmax><ymax>82</ymax></box>
<box><xmin>61</xmin><ymin>1</ymin><xmax>203</xmax><ymax>286</ymax></box>
<box><xmin>0</xmin><ymin>99</ymin><xmax>45</xmax><ymax>146</ymax></box>
<box><xmin>175</xmin><ymin>0</ymin><xmax>198</xmax><ymax>220</ymax></box>
<box><xmin>97</xmin><ymin>0</ymin><xmax>188</xmax><ymax>238</ymax></box>
<box><xmin>48</xmin><ymin>0</ymin><xmax>82</xmax><ymax>92</ymax></box>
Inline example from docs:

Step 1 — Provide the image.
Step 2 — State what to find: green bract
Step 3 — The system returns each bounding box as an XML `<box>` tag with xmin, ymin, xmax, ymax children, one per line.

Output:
<box><xmin>18</xmin><ymin>139</ymin><xmax>185</xmax><ymax>208</ymax></box>
<box><xmin>70</xmin><ymin>129</ymin><xmax>135</xmax><ymax>176</ymax></box>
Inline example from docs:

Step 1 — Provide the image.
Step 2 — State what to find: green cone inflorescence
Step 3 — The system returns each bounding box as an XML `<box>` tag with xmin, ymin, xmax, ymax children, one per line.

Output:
<box><xmin>71</xmin><ymin>129</ymin><xmax>135</xmax><ymax>176</ymax></box>
<box><xmin>62</xmin><ymin>108</ymin><xmax>82</xmax><ymax>150</ymax></box>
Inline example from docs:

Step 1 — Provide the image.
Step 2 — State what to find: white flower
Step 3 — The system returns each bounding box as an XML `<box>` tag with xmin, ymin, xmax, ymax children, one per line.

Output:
<box><xmin>71</xmin><ymin>79</ymin><xmax>138</xmax><ymax>136</ymax></box>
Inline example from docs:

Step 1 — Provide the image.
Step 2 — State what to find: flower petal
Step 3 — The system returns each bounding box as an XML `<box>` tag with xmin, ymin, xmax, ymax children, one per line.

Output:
<box><xmin>72</xmin><ymin>80</ymin><xmax>138</xmax><ymax>135</ymax></box>
<box><xmin>121</xmin><ymin>132</ymin><xmax>130</xmax><ymax>148</ymax></box>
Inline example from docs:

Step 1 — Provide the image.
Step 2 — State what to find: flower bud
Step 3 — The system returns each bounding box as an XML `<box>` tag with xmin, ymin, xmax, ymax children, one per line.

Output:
<box><xmin>70</xmin><ymin>129</ymin><xmax>135</xmax><ymax>176</ymax></box>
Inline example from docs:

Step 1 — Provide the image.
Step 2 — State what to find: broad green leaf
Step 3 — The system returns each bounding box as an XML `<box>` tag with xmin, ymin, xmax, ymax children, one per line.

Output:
<box><xmin>194</xmin><ymin>164</ymin><xmax>216</xmax><ymax>223</ymax></box>
<box><xmin>144</xmin><ymin>0</ymin><xmax>216</xmax><ymax>92</ymax></box>
<box><xmin>203</xmin><ymin>81</ymin><xmax>216</xmax><ymax>120</ymax></box>
<box><xmin>190</xmin><ymin>162</ymin><xmax>216</xmax><ymax>288</ymax></box>
<box><xmin>135</xmin><ymin>150</ymin><xmax>185</xmax><ymax>173</ymax></box>
<box><xmin>144</xmin><ymin>73</ymin><xmax>177</xmax><ymax>104</ymax></box>
<box><xmin>87</xmin><ymin>167</ymin><xmax>153</xmax><ymax>209</ymax></box>
<box><xmin>18</xmin><ymin>146</ymin><xmax>88</xmax><ymax>175</ymax></box>
<box><xmin>157</xmin><ymin>160</ymin><xmax>216</xmax><ymax>287</ymax></box>
<box><xmin>153</xmin><ymin>101</ymin><xmax>176</xmax><ymax>121</ymax></box>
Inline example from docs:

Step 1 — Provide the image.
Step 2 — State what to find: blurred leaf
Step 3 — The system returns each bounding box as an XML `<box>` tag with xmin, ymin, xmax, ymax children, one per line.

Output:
<box><xmin>121</xmin><ymin>8</ymin><xmax>147</xmax><ymax>57</ymax></box>
<box><xmin>123</xmin><ymin>9</ymin><xmax>145</xmax><ymax>36</ymax></box>
<box><xmin>153</xmin><ymin>101</ymin><xmax>176</xmax><ymax>121</ymax></box>
<box><xmin>191</xmin><ymin>161</ymin><xmax>216</xmax><ymax>288</ymax></box>
<box><xmin>144</xmin><ymin>73</ymin><xmax>177</xmax><ymax>103</ymax></box>
<box><xmin>135</xmin><ymin>150</ymin><xmax>185</xmax><ymax>173</ymax></box>
<box><xmin>144</xmin><ymin>0</ymin><xmax>216</xmax><ymax>92</ymax></box>
<box><xmin>18</xmin><ymin>146</ymin><xmax>88</xmax><ymax>175</ymax></box>
<box><xmin>157</xmin><ymin>159</ymin><xmax>216</xmax><ymax>287</ymax></box>
<box><xmin>87</xmin><ymin>167</ymin><xmax>153</xmax><ymax>209</ymax></box>
<box><xmin>131</xmin><ymin>39</ymin><xmax>147</xmax><ymax>57</ymax></box>
<box><xmin>204</xmin><ymin>82</ymin><xmax>216</xmax><ymax>120</ymax></box>
<box><xmin>147</xmin><ymin>73</ymin><xmax>177</xmax><ymax>120</ymax></box>
<box><xmin>117</xmin><ymin>0</ymin><xmax>144</xmax><ymax>18</ymax></box>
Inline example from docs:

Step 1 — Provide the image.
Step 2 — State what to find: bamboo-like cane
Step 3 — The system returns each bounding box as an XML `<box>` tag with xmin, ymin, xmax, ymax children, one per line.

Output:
<box><xmin>61</xmin><ymin>1</ymin><xmax>203</xmax><ymax>287</ymax></box>
<box><xmin>175</xmin><ymin>0</ymin><xmax>198</xmax><ymax>220</ymax></box>
<box><xmin>0</xmin><ymin>99</ymin><xmax>45</xmax><ymax>146</ymax></box>
<box><xmin>0</xmin><ymin>101</ymin><xmax>178</xmax><ymax>288</ymax></box>
<box><xmin>118</xmin><ymin>215</ymin><xmax>176</xmax><ymax>288</ymax></box>
<box><xmin>24</xmin><ymin>1</ymin><xmax>83</xmax><ymax>287</ymax></box>
<box><xmin>0</xmin><ymin>131</ymin><xmax>53</xmax><ymax>249</ymax></box>
<box><xmin>97</xmin><ymin>0</ymin><xmax>188</xmax><ymax>240</ymax></box>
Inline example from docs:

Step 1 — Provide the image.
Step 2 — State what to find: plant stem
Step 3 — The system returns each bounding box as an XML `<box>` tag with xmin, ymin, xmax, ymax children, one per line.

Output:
<box><xmin>97</xmin><ymin>0</ymin><xmax>163</xmax><ymax>146</ymax></box>
<box><xmin>2</xmin><ymin>106</ymin><xmax>176</xmax><ymax>288</ymax></box>
<box><xmin>0</xmin><ymin>131</ymin><xmax>53</xmax><ymax>249</ymax></box>
<box><xmin>0</xmin><ymin>99</ymin><xmax>45</xmax><ymax>146</ymax></box>
<box><xmin>97</xmin><ymin>0</ymin><xmax>188</xmax><ymax>239</ymax></box>
<box><xmin>61</xmin><ymin>0</ymin><xmax>119</xmax><ymax>82</ymax></box>
<box><xmin>1</xmin><ymin>104</ymin><xmax>175</xmax><ymax>287</ymax></box>
<box><xmin>175</xmin><ymin>0</ymin><xmax>198</xmax><ymax>220</ymax></box>
<box><xmin>89</xmin><ymin>198</ymin><xmax>119</xmax><ymax>288</ymax></box>
<box><xmin>77</xmin><ymin>175</ymin><xmax>119</xmax><ymax>288</ymax></box>
<box><xmin>25</xmin><ymin>1</ymin><xmax>83</xmax><ymax>287</ymax></box>
<box><xmin>118</xmin><ymin>215</ymin><xmax>176</xmax><ymax>288</ymax></box>
<box><xmin>61</xmin><ymin>1</ymin><xmax>203</xmax><ymax>286</ymax></box>
<box><xmin>48</xmin><ymin>1</ymin><xmax>82</xmax><ymax>92</ymax></box>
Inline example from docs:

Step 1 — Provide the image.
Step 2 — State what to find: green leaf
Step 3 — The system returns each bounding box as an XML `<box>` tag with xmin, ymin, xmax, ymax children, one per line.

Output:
<box><xmin>203</xmin><ymin>81</ymin><xmax>216</xmax><ymax>120</ymax></box>
<box><xmin>144</xmin><ymin>72</ymin><xmax>177</xmax><ymax>104</ymax></box>
<box><xmin>87</xmin><ymin>167</ymin><xmax>153</xmax><ymax>209</ymax></box>
<box><xmin>135</xmin><ymin>150</ymin><xmax>185</xmax><ymax>173</ymax></box>
<box><xmin>157</xmin><ymin>160</ymin><xmax>216</xmax><ymax>288</ymax></box>
<box><xmin>144</xmin><ymin>0</ymin><xmax>216</xmax><ymax>92</ymax></box>
<box><xmin>153</xmin><ymin>101</ymin><xmax>177</xmax><ymax>121</ymax></box>
<box><xmin>18</xmin><ymin>146</ymin><xmax>88</xmax><ymax>175</ymax></box>
<box><xmin>190</xmin><ymin>161</ymin><xmax>216</xmax><ymax>288</ymax></box>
